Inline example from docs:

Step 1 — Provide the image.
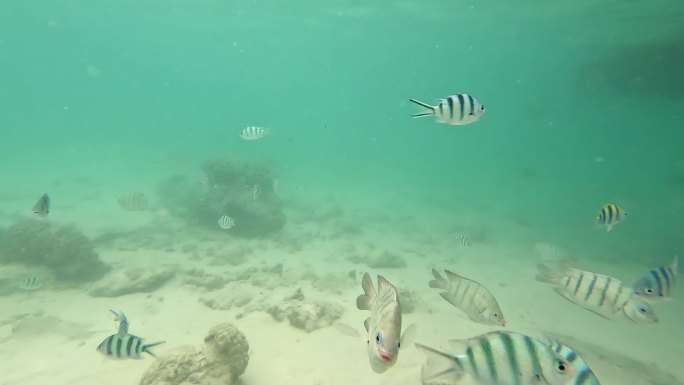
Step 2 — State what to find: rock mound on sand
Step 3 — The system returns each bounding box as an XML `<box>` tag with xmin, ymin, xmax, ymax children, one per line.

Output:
<box><xmin>88</xmin><ymin>265</ymin><xmax>176</xmax><ymax>297</ymax></box>
<box><xmin>267</xmin><ymin>289</ymin><xmax>344</xmax><ymax>332</ymax></box>
<box><xmin>140</xmin><ymin>323</ymin><xmax>249</xmax><ymax>385</ymax></box>
<box><xmin>0</xmin><ymin>220</ymin><xmax>110</xmax><ymax>284</ymax></box>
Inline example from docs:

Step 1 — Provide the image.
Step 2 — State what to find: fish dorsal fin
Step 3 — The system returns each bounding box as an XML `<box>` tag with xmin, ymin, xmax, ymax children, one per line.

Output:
<box><xmin>400</xmin><ymin>323</ymin><xmax>417</xmax><ymax>348</ymax></box>
<box><xmin>356</xmin><ymin>272</ymin><xmax>376</xmax><ymax>310</ymax></box>
<box><xmin>428</xmin><ymin>269</ymin><xmax>448</xmax><ymax>290</ymax></box>
<box><xmin>376</xmin><ymin>275</ymin><xmax>397</xmax><ymax>301</ymax></box>
<box><xmin>444</xmin><ymin>270</ymin><xmax>468</xmax><ymax>283</ymax></box>
<box><xmin>448</xmin><ymin>331</ymin><xmax>502</xmax><ymax>353</ymax></box>
<box><xmin>364</xmin><ymin>317</ymin><xmax>371</xmax><ymax>332</ymax></box>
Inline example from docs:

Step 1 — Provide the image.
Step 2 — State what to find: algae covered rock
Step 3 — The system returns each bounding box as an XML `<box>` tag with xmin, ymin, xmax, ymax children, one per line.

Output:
<box><xmin>140</xmin><ymin>323</ymin><xmax>249</xmax><ymax>385</ymax></box>
<box><xmin>0</xmin><ymin>220</ymin><xmax>110</xmax><ymax>284</ymax></box>
<box><xmin>157</xmin><ymin>156</ymin><xmax>285</xmax><ymax>238</ymax></box>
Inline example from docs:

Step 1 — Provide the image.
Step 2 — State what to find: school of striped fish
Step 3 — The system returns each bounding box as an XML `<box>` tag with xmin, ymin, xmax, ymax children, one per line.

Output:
<box><xmin>12</xmin><ymin>87</ymin><xmax>678</xmax><ymax>385</ymax></box>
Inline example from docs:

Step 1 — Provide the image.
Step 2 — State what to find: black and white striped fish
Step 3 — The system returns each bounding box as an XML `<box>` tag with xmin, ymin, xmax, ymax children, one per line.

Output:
<box><xmin>240</xmin><ymin>126</ymin><xmax>269</xmax><ymax>140</ymax></box>
<box><xmin>218</xmin><ymin>215</ymin><xmax>236</xmax><ymax>230</ymax></box>
<box><xmin>97</xmin><ymin>310</ymin><xmax>164</xmax><ymax>359</ymax></box>
<box><xmin>547</xmin><ymin>338</ymin><xmax>601</xmax><ymax>385</ymax></box>
<box><xmin>429</xmin><ymin>269</ymin><xmax>505</xmax><ymax>326</ymax></box>
<box><xmin>97</xmin><ymin>333</ymin><xmax>165</xmax><ymax>359</ymax></box>
<box><xmin>410</xmin><ymin>94</ymin><xmax>485</xmax><ymax>126</ymax></box>
<box><xmin>633</xmin><ymin>255</ymin><xmax>678</xmax><ymax>302</ymax></box>
<box><xmin>32</xmin><ymin>193</ymin><xmax>50</xmax><ymax>219</ymax></box>
<box><xmin>455</xmin><ymin>234</ymin><xmax>472</xmax><ymax>247</ymax></box>
<box><xmin>17</xmin><ymin>276</ymin><xmax>43</xmax><ymax>290</ymax></box>
<box><xmin>118</xmin><ymin>192</ymin><xmax>149</xmax><ymax>211</ymax></box>
<box><xmin>596</xmin><ymin>203</ymin><xmax>626</xmax><ymax>231</ymax></box>
<box><xmin>416</xmin><ymin>331</ymin><xmax>577</xmax><ymax>385</ymax></box>
<box><xmin>536</xmin><ymin>264</ymin><xmax>658</xmax><ymax>323</ymax></box>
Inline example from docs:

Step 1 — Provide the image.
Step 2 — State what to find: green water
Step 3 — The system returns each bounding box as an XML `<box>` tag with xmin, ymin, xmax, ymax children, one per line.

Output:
<box><xmin>1</xmin><ymin>0</ymin><xmax>683</xmax><ymax>384</ymax></box>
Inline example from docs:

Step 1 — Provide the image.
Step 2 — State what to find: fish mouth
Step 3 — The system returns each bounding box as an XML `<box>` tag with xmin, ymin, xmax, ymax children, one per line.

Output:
<box><xmin>378</xmin><ymin>350</ymin><xmax>394</xmax><ymax>363</ymax></box>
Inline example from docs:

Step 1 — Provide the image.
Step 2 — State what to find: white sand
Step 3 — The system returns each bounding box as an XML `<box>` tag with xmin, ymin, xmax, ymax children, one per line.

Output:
<box><xmin>0</xmin><ymin>181</ymin><xmax>682</xmax><ymax>385</ymax></box>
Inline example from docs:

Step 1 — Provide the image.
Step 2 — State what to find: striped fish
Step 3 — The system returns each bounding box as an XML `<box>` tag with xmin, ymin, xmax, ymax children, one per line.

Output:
<box><xmin>536</xmin><ymin>264</ymin><xmax>658</xmax><ymax>323</ymax></box>
<box><xmin>110</xmin><ymin>309</ymin><xmax>129</xmax><ymax>337</ymax></box>
<box><xmin>410</xmin><ymin>93</ymin><xmax>485</xmax><ymax>126</ymax></box>
<box><xmin>96</xmin><ymin>333</ymin><xmax>165</xmax><ymax>359</ymax></box>
<box><xmin>118</xmin><ymin>192</ymin><xmax>149</xmax><ymax>211</ymax></box>
<box><xmin>596</xmin><ymin>203</ymin><xmax>626</xmax><ymax>231</ymax></box>
<box><xmin>32</xmin><ymin>193</ymin><xmax>50</xmax><ymax>219</ymax></box>
<box><xmin>429</xmin><ymin>269</ymin><xmax>505</xmax><ymax>326</ymax></box>
<box><xmin>547</xmin><ymin>338</ymin><xmax>601</xmax><ymax>385</ymax></box>
<box><xmin>633</xmin><ymin>255</ymin><xmax>678</xmax><ymax>302</ymax></box>
<box><xmin>217</xmin><ymin>215</ymin><xmax>236</xmax><ymax>230</ymax></box>
<box><xmin>356</xmin><ymin>273</ymin><xmax>416</xmax><ymax>373</ymax></box>
<box><xmin>455</xmin><ymin>234</ymin><xmax>472</xmax><ymax>247</ymax></box>
<box><xmin>17</xmin><ymin>276</ymin><xmax>43</xmax><ymax>290</ymax></box>
<box><xmin>416</xmin><ymin>331</ymin><xmax>576</xmax><ymax>385</ymax></box>
<box><xmin>240</xmin><ymin>126</ymin><xmax>269</xmax><ymax>140</ymax></box>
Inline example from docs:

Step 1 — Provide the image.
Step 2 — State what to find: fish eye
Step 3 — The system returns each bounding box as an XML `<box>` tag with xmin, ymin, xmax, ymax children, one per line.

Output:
<box><xmin>639</xmin><ymin>307</ymin><xmax>647</xmax><ymax>313</ymax></box>
<box><xmin>397</xmin><ymin>341</ymin><xmax>401</xmax><ymax>349</ymax></box>
<box><xmin>645</xmin><ymin>288</ymin><xmax>654</xmax><ymax>294</ymax></box>
<box><xmin>481</xmin><ymin>105</ymin><xmax>486</xmax><ymax>110</ymax></box>
<box><xmin>375</xmin><ymin>332</ymin><xmax>382</xmax><ymax>344</ymax></box>
<box><xmin>557</xmin><ymin>362</ymin><xmax>567</xmax><ymax>372</ymax></box>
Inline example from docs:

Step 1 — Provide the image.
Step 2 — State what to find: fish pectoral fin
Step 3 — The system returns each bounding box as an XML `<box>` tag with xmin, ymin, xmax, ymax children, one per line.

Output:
<box><xmin>334</xmin><ymin>323</ymin><xmax>362</xmax><ymax>339</ymax></box>
<box><xmin>428</xmin><ymin>269</ymin><xmax>449</xmax><ymax>290</ymax></box>
<box><xmin>356</xmin><ymin>294</ymin><xmax>372</xmax><ymax>311</ymax></box>
<box><xmin>415</xmin><ymin>343</ymin><xmax>464</xmax><ymax>385</ymax></box>
<box><xmin>400</xmin><ymin>323</ymin><xmax>417</xmax><ymax>348</ymax></box>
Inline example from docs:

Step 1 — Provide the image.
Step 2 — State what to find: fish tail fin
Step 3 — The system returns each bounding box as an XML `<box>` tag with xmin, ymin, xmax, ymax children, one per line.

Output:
<box><xmin>410</xmin><ymin>99</ymin><xmax>436</xmax><ymax>118</ymax></box>
<box><xmin>356</xmin><ymin>272</ymin><xmax>376</xmax><ymax>310</ymax></box>
<box><xmin>536</xmin><ymin>263</ymin><xmax>564</xmax><ymax>285</ymax></box>
<box><xmin>143</xmin><ymin>341</ymin><xmax>166</xmax><ymax>358</ymax></box>
<box><xmin>415</xmin><ymin>343</ymin><xmax>465</xmax><ymax>385</ymax></box>
<box><xmin>672</xmin><ymin>255</ymin><xmax>679</xmax><ymax>273</ymax></box>
<box><xmin>428</xmin><ymin>268</ymin><xmax>449</xmax><ymax>290</ymax></box>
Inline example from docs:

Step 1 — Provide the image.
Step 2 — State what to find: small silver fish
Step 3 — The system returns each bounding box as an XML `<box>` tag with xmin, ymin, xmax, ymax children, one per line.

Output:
<box><xmin>118</xmin><ymin>192</ymin><xmax>148</xmax><ymax>211</ymax></box>
<box><xmin>356</xmin><ymin>273</ymin><xmax>415</xmax><ymax>373</ymax></box>
<box><xmin>32</xmin><ymin>193</ymin><xmax>50</xmax><ymax>219</ymax></box>
<box><xmin>17</xmin><ymin>276</ymin><xmax>43</xmax><ymax>290</ymax></box>
<box><xmin>633</xmin><ymin>255</ymin><xmax>678</xmax><ymax>302</ymax></box>
<box><xmin>218</xmin><ymin>215</ymin><xmax>236</xmax><ymax>230</ymax></box>
<box><xmin>536</xmin><ymin>264</ymin><xmax>658</xmax><ymax>323</ymax></box>
<box><xmin>547</xmin><ymin>337</ymin><xmax>602</xmax><ymax>385</ymax></box>
<box><xmin>429</xmin><ymin>269</ymin><xmax>505</xmax><ymax>326</ymax></box>
<box><xmin>416</xmin><ymin>331</ymin><xmax>576</xmax><ymax>385</ymax></box>
<box><xmin>240</xmin><ymin>126</ymin><xmax>269</xmax><ymax>140</ymax></box>
<box><xmin>596</xmin><ymin>203</ymin><xmax>626</xmax><ymax>232</ymax></box>
<box><xmin>252</xmin><ymin>184</ymin><xmax>260</xmax><ymax>201</ymax></box>
<box><xmin>410</xmin><ymin>94</ymin><xmax>485</xmax><ymax>126</ymax></box>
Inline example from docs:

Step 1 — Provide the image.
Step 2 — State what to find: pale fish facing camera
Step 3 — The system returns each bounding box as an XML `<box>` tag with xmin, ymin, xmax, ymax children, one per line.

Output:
<box><xmin>429</xmin><ymin>269</ymin><xmax>505</xmax><ymax>326</ymax></box>
<box><xmin>416</xmin><ymin>331</ymin><xmax>576</xmax><ymax>385</ymax></box>
<box><xmin>633</xmin><ymin>255</ymin><xmax>678</xmax><ymax>302</ymax></box>
<box><xmin>410</xmin><ymin>93</ymin><xmax>485</xmax><ymax>126</ymax></box>
<box><xmin>536</xmin><ymin>264</ymin><xmax>658</xmax><ymax>323</ymax></box>
<box><xmin>547</xmin><ymin>337</ymin><xmax>602</xmax><ymax>385</ymax></box>
<box><xmin>356</xmin><ymin>273</ymin><xmax>416</xmax><ymax>373</ymax></box>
